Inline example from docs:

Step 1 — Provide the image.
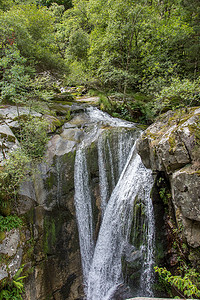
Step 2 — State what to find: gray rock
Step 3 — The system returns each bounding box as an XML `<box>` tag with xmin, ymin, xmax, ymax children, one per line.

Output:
<box><xmin>137</xmin><ymin>107</ymin><xmax>200</xmax><ymax>252</ymax></box>
<box><xmin>0</xmin><ymin>106</ymin><xmax>41</xmax><ymax>121</ymax></box>
<box><xmin>0</xmin><ymin>229</ymin><xmax>20</xmax><ymax>257</ymax></box>
<box><xmin>182</xmin><ymin>217</ymin><xmax>200</xmax><ymax>248</ymax></box>
<box><xmin>61</xmin><ymin>128</ymin><xmax>84</xmax><ymax>143</ymax></box>
<box><xmin>172</xmin><ymin>167</ymin><xmax>200</xmax><ymax>222</ymax></box>
<box><xmin>0</xmin><ymin>265</ymin><xmax>8</xmax><ymax>281</ymax></box>
<box><xmin>8</xmin><ymin>248</ymin><xmax>23</xmax><ymax>277</ymax></box>
<box><xmin>18</xmin><ymin>180</ymin><xmax>37</xmax><ymax>214</ymax></box>
<box><xmin>137</xmin><ymin>108</ymin><xmax>200</xmax><ymax>173</ymax></box>
<box><xmin>0</xmin><ymin>123</ymin><xmax>19</xmax><ymax>164</ymax></box>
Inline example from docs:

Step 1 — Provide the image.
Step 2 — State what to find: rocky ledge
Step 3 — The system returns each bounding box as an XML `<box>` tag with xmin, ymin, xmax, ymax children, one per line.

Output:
<box><xmin>137</xmin><ymin>107</ymin><xmax>200</xmax><ymax>250</ymax></box>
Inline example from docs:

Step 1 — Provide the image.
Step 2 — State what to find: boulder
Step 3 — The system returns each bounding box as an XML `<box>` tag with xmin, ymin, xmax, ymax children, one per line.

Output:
<box><xmin>137</xmin><ymin>107</ymin><xmax>200</xmax><ymax>249</ymax></box>
<box><xmin>0</xmin><ymin>229</ymin><xmax>20</xmax><ymax>257</ymax></box>
<box><xmin>0</xmin><ymin>123</ymin><xmax>19</xmax><ymax>164</ymax></box>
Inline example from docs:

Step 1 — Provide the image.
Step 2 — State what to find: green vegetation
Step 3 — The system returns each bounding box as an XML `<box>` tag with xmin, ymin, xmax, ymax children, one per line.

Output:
<box><xmin>0</xmin><ymin>0</ymin><xmax>199</xmax><ymax>123</ymax></box>
<box><xmin>0</xmin><ymin>0</ymin><xmax>199</xmax><ymax>296</ymax></box>
<box><xmin>155</xmin><ymin>266</ymin><xmax>200</xmax><ymax>298</ymax></box>
<box><xmin>0</xmin><ymin>215</ymin><xmax>23</xmax><ymax>232</ymax></box>
<box><xmin>0</xmin><ymin>266</ymin><xmax>26</xmax><ymax>300</ymax></box>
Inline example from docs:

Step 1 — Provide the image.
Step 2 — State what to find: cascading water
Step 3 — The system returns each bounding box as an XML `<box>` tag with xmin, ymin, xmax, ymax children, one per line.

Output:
<box><xmin>86</xmin><ymin>146</ymin><xmax>154</xmax><ymax>300</ymax></box>
<box><xmin>97</xmin><ymin>128</ymin><xmax>135</xmax><ymax>217</ymax></box>
<box><xmin>74</xmin><ymin>146</ymin><xmax>95</xmax><ymax>283</ymax></box>
<box><xmin>139</xmin><ymin>187</ymin><xmax>155</xmax><ymax>297</ymax></box>
<box><xmin>73</xmin><ymin>107</ymin><xmax>155</xmax><ymax>299</ymax></box>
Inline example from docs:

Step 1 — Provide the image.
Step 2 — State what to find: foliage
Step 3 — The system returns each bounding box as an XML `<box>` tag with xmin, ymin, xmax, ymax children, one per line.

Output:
<box><xmin>0</xmin><ymin>118</ymin><xmax>48</xmax><ymax>202</ymax></box>
<box><xmin>0</xmin><ymin>44</ymin><xmax>35</xmax><ymax>105</ymax></box>
<box><xmin>1</xmin><ymin>0</ymin><xmax>199</xmax><ymax>123</ymax></box>
<box><xmin>18</xmin><ymin>117</ymin><xmax>49</xmax><ymax>159</ymax></box>
<box><xmin>153</xmin><ymin>77</ymin><xmax>200</xmax><ymax>114</ymax></box>
<box><xmin>159</xmin><ymin>187</ymin><xmax>171</xmax><ymax>206</ymax></box>
<box><xmin>0</xmin><ymin>149</ymin><xmax>31</xmax><ymax>200</ymax></box>
<box><xmin>38</xmin><ymin>0</ymin><xmax>73</xmax><ymax>10</ymax></box>
<box><xmin>155</xmin><ymin>266</ymin><xmax>200</xmax><ymax>298</ymax></box>
<box><xmin>0</xmin><ymin>215</ymin><xmax>23</xmax><ymax>232</ymax></box>
<box><xmin>0</xmin><ymin>266</ymin><xmax>26</xmax><ymax>300</ymax></box>
<box><xmin>0</xmin><ymin>2</ymin><xmax>66</xmax><ymax>72</ymax></box>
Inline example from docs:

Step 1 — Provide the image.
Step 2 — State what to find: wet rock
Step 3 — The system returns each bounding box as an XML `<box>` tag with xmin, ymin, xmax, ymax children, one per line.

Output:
<box><xmin>61</xmin><ymin>128</ymin><xmax>84</xmax><ymax>143</ymax></box>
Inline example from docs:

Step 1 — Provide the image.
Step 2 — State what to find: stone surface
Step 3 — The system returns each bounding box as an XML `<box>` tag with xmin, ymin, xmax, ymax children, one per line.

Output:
<box><xmin>137</xmin><ymin>107</ymin><xmax>200</xmax><ymax>249</ymax></box>
<box><xmin>172</xmin><ymin>167</ymin><xmax>200</xmax><ymax>222</ymax></box>
<box><xmin>0</xmin><ymin>229</ymin><xmax>20</xmax><ymax>257</ymax></box>
<box><xmin>0</xmin><ymin>123</ymin><xmax>19</xmax><ymax>163</ymax></box>
<box><xmin>8</xmin><ymin>248</ymin><xmax>23</xmax><ymax>276</ymax></box>
<box><xmin>0</xmin><ymin>265</ymin><xmax>8</xmax><ymax>281</ymax></box>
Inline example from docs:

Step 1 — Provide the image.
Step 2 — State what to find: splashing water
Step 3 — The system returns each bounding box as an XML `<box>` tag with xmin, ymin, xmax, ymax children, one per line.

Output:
<box><xmin>73</xmin><ymin>108</ymin><xmax>155</xmax><ymax>299</ymax></box>
<box><xmin>86</xmin><ymin>145</ymin><xmax>154</xmax><ymax>300</ymax></box>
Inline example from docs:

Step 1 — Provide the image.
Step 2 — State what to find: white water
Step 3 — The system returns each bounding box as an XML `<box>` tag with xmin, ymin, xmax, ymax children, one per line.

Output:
<box><xmin>86</xmin><ymin>145</ymin><xmax>154</xmax><ymax>300</ymax></box>
<box><xmin>87</xmin><ymin>106</ymin><xmax>135</xmax><ymax>128</ymax></box>
<box><xmin>97</xmin><ymin>136</ymin><xmax>110</xmax><ymax>216</ymax></box>
<box><xmin>97</xmin><ymin>128</ymin><xmax>137</xmax><ymax>217</ymax></box>
<box><xmin>138</xmin><ymin>181</ymin><xmax>155</xmax><ymax>297</ymax></box>
<box><xmin>73</xmin><ymin>107</ymin><xmax>155</xmax><ymax>299</ymax></box>
<box><xmin>74</xmin><ymin>146</ymin><xmax>95</xmax><ymax>284</ymax></box>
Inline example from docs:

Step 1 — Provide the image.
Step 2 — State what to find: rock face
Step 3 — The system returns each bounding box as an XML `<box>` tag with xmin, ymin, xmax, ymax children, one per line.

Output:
<box><xmin>137</xmin><ymin>107</ymin><xmax>200</xmax><ymax>251</ymax></box>
<box><xmin>0</xmin><ymin>103</ymin><xmax>139</xmax><ymax>300</ymax></box>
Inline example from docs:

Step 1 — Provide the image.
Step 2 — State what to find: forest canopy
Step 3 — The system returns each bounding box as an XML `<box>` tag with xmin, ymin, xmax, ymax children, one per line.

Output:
<box><xmin>0</xmin><ymin>0</ymin><xmax>199</xmax><ymax>122</ymax></box>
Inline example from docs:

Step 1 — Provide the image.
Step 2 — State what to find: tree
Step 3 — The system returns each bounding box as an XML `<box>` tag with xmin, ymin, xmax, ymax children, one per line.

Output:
<box><xmin>38</xmin><ymin>0</ymin><xmax>73</xmax><ymax>10</ymax></box>
<box><xmin>0</xmin><ymin>3</ymin><xmax>66</xmax><ymax>72</ymax></box>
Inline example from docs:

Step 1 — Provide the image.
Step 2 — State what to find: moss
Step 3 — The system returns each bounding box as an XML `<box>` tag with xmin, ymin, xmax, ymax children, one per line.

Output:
<box><xmin>54</xmin><ymin>101</ymin><xmax>74</xmax><ymax>106</ymax></box>
<box><xmin>53</xmin><ymin>92</ymin><xmax>74</xmax><ymax>101</ymax></box>
<box><xmin>0</xmin><ymin>133</ymin><xmax>7</xmax><ymax>139</ymax></box>
<box><xmin>0</xmin><ymin>201</ymin><xmax>11</xmax><ymax>216</ymax></box>
<box><xmin>65</xmin><ymin>110</ymin><xmax>72</xmax><ymax>122</ymax></box>
<box><xmin>188</xmin><ymin>118</ymin><xmax>200</xmax><ymax>144</ymax></box>
<box><xmin>46</xmin><ymin>172</ymin><xmax>56</xmax><ymax>190</ymax></box>
<box><xmin>43</xmin><ymin>218</ymin><xmax>57</xmax><ymax>254</ymax></box>
<box><xmin>0</xmin><ymin>231</ymin><xmax>6</xmax><ymax>242</ymax></box>
<box><xmin>168</xmin><ymin>134</ymin><xmax>176</xmax><ymax>153</ymax></box>
<box><xmin>7</xmin><ymin>135</ymin><xmax>15</xmax><ymax>143</ymax></box>
<box><xmin>51</xmin><ymin>118</ymin><xmax>62</xmax><ymax>130</ymax></box>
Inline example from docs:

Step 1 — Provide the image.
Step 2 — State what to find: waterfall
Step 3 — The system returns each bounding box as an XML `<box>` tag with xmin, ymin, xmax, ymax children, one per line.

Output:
<box><xmin>97</xmin><ymin>128</ymin><xmax>136</xmax><ymax>217</ymax></box>
<box><xmin>73</xmin><ymin>108</ymin><xmax>155</xmax><ymax>299</ymax></box>
<box><xmin>139</xmin><ymin>185</ymin><xmax>155</xmax><ymax>297</ymax></box>
<box><xmin>86</xmin><ymin>145</ymin><xmax>154</xmax><ymax>300</ymax></box>
<box><xmin>74</xmin><ymin>146</ymin><xmax>95</xmax><ymax>284</ymax></box>
<box><xmin>97</xmin><ymin>136</ymin><xmax>110</xmax><ymax>216</ymax></box>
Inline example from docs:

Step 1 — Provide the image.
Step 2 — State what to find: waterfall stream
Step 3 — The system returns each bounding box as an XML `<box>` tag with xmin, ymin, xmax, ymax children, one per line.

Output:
<box><xmin>73</xmin><ymin>108</ymin><xmax>155</xmax><ymax>299</ymax></box>
<box><xmin>74</xmin><ymin>146</ymin><xmax>95</xmax><ymax>283</ymax></box>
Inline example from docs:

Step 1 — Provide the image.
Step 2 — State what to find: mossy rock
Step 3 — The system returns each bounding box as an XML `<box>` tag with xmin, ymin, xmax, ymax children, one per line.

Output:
<box><xmin>0</xmin><ymin>231</ymin><xmax>6</xmax><ymax>242</ymax></box>
<box><xmin>52</xmin><ymin>92</ymin><xmax>75</xmax><ymax>102</ymax></box>
<box><xmin>0</xmin><ymin>202</ymin><xmax>11</xmax><ymax>216</ymax></box>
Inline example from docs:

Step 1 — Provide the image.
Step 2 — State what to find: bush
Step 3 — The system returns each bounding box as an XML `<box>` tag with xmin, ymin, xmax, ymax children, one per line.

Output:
<box><xmin>18</xmin><ymin>117</ymin><xmax>49</xmax><ymax>159</ymax></box>
<box><xmin>0</xmin><ymin>215</ymin><xmax>23</xmax><ymax>232</ymax></box>
<box><xmin>155</xmin><ymin>266</ymin><xmax>200</xmax><ymax>298</ymax></box>
<box><xmin>153</xmin><ymin>77</ymin><xmax>200</xmax><ymax>114</ymax></box>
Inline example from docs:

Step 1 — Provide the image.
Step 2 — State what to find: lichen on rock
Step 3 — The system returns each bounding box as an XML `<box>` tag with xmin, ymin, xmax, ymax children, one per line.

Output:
<box><xmin>137</xmin><ymin>107</ymin><xmax>200</xmax><ymax>257</ymax></box>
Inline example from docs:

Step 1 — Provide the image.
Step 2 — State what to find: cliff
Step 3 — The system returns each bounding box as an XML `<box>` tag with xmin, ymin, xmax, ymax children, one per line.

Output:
<box><xmin>137</xmin><ymin>107</ymin><xmax>200</xmax><ymax>269</ymax></box>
